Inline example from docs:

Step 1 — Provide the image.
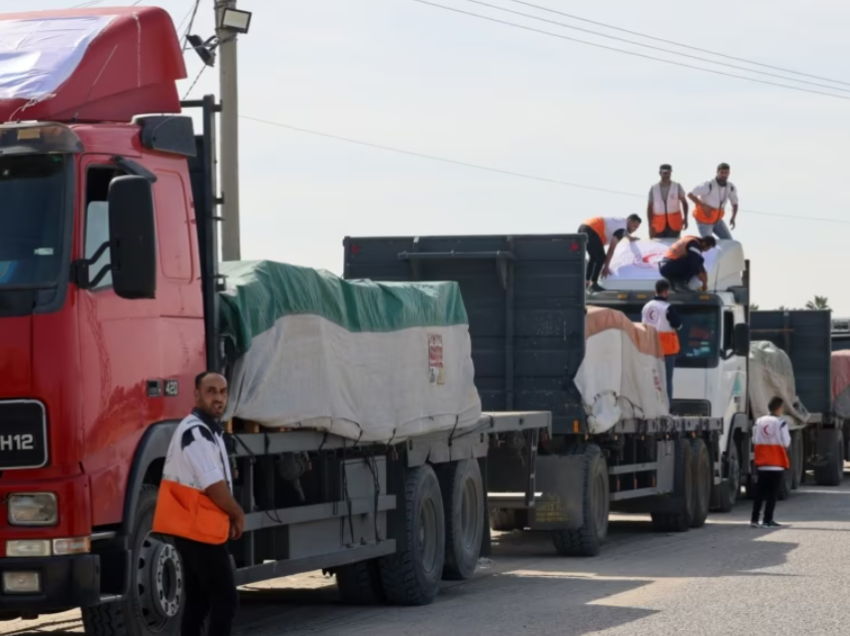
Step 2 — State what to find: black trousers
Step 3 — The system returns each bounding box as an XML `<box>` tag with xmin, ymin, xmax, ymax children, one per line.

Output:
<box><xmin>750</xmin><ymin>469</ymin><xmax>783</xmax><ymax>524</ymax></box>
<box><xmin>174</xmin><ymin>537</ymin><xmax>238</xmax><ymax>636</ymax></box>
<box><xmin>579</xmin><ymin>224</ymin><xmax>606</xmax><ymax>284</ymax></box>
<box><xmin>653</xmin><ymin>227</ymin><xmax>681</xmax><ymax>239</ymax></box>
<box><xmin>659</xmin><ymin>258</ymin><xmax>697</xmax><ymax>287</ymax></box>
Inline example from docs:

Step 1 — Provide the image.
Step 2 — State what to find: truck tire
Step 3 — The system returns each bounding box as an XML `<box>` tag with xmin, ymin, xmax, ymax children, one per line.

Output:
<box><xmin>437</xmin><ymin>459</ymin><xmax>484</xmax><ymax>581</ymax></box>
<box><xmin>814</xmin><ymin>429</ymin><xmax>844</xmax><ymax>487</ymax></box>
<box><xmin>379</xmin><ymin>464</ymin><xmax>445</xmax><ymax>606</ymax></box>
<box><xmin>551</xmin><ymin>444</ymin><xmax>609</xmax><ymax>557</ymax></box>
<box><xmin>790</xmin><ymin>430</ymin><xmax>804</xmax><ymax>490</ymax></box>
<box><xmin>489</xmin><ymin>509</ymin><xmax>527</xmax><ymax>532</ymax></box>
<box><xmin>82</xmin><ymin>485</ymin><xmax>182</xmax><ymax>636</ymax></box>
<box><xmin>651</xmin><ymin>438</ymin><xmax>693</xmax><ymax>533</ymax></box>
<box><xmin>335</xmin><ymin>560</ymin><xmax>385</xmax><ymax>605</ymax></box>
<box><xmin>713</xmin><ymin>442</ymin><xmax>740</xmax><ymax>513</ymax></box>
<box><xmin>689</xmin><ymin>438</ymin><xmax>711</xmax><ymax>529</ymax></box>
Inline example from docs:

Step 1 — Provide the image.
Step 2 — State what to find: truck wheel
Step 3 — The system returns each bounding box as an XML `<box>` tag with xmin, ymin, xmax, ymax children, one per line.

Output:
<box><xmin>814</xmin><ymin>429</ymin><xmax>845</xmax><ymax>487</ymax></box>
<box><xmin>335</xmin><ymin>560</ymin><xmax>385</xmax><ymax>604</ymax></box>
<box><xmin>689</xmin><ymin>438</ymin><xmax>711</xmax><ymax>528</ymax></box>
<box><xmin>437</xmin><ymin>459</ymin><xmax>484</xmax><ymax>581</ymax></box>
<box><xmin>713</xmin><ymin>442</ymin><xmax>740</xmax><ymax>513</ymax></box>
<box><xmin>489</xmin><ymin>509</ymin><xmax>527</xmax><ymax>532</ymax></box>
<box><xmin>790</xmin><ymin>431</ymin><xmax>804</xmax><ymax>490</ymax></box>
<box><xmin>551</xmin><ymin>444</ymin><xmax>609</xmax><ymax>557</ymax></box>
<box><xmin>82</xmin><ymin>485</ymin><xmax>182</xmax><ymax>636</ymax></box>
<box><xmin>379</xmin><ymin>464</ymin><xmax>445</xmax><ymax>606</ymax></box>
<box><xmin>651</xmin><ymin>438</ymin><xmax>693</xmax><ymax>533</ymax></box>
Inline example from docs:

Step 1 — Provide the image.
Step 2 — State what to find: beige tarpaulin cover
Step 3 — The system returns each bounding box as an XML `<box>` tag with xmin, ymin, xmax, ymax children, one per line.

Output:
<box><xmin>748</xmin><ymin>340</ymin><xmax>810</xmax><ymax>430</ymax></box>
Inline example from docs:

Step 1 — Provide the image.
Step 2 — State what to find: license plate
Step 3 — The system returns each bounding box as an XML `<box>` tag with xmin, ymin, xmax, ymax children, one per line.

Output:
<box><xmin>0</xmin><ymin>401</ymin><xmax>48</xmax><ymax>469</ymax></box>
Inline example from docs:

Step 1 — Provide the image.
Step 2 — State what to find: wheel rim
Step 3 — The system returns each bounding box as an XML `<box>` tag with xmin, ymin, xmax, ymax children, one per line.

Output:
<box><xmin>136</xmin><ymin>532</ymin><xmax>184</xmax><ymax>632</ymax></box>
<box><xmin>418</xmin><ymin>498</ymin><xmax>439</xmax><ymax>575</ymax></box>
<box><xmin>460</xmin><ymin>478</ymin><xmax>480</xmax><ymax>552</ymax></box>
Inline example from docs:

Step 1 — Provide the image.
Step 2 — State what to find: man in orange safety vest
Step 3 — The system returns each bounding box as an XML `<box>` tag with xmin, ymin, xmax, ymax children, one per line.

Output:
<box><xmin>688</xmin><ymin>163</ymin><xmax>739</xmax><ymax>240</ymax></box>
<box><xmin>750</xmin><ymin>396</ymin><xmax>791</xmax><ymax>528</ymax></box>
<box><xmin>577</xmin><ymin>215</ymin><xmax>642</xmax><ymax>293</ymax></box>
<box><xmin>647</xmin><ymin>164</ymin><xmax>689</xmax><ymax>239</ymax></box>
<box><xmin>641</xmin><ymin>279</ymin><xmax>682</xmax><ymax>406</ymax></box>
<box><xmin>153</xmin><ymin>372</ymin><xmax>244</xmax><ymax>636</ymax></box>
<box><xmin>658</xmin><ymin>235</ymin><xmax>716</xmax><ymax>292</ymax></box>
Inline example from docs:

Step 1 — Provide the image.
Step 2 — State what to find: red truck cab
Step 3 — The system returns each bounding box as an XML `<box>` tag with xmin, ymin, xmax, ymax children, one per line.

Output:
<box><xmin>0</xmin><ymin>7</ymin><xmax>214</xmax><ymax>629</ymax></box>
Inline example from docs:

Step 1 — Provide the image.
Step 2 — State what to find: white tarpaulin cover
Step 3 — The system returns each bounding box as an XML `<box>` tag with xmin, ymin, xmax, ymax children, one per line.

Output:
<box><xmin>574</xmin><ymin>307</ymin><xmax>669</xmax><ymax>433</ymax></box>
<box><xmin>749</xmin><ymin>340</ymin><xmax>810</xmax><ymax>429</ymax></box>
<box><xmin>832</xmin><ymin>351</ymin><xmax>850</xmax><ymax>418</ymax></box>
<box><xmin>0</xmin><ymin>16</ymin><xmax>114</xmax><ymax>102</ymax></box>
<box><xmin>219</xmin><ymin>261</ymin><xmax>482</xmax><ymax>443</ymax></box>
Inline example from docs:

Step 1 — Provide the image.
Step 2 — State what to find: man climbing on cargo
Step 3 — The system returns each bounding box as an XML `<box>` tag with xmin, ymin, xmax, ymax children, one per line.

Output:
<box><xmin>751</xmin><ymin>396</ymin><xmax>792</xmax><ymax>528</ymax></box>
<box><xmin>647</xmin><ymin>164</ymin><xmax>689</xmax><ymax>238</ymax></box>
<box><xmin>578</xmin><ymin>214</ymin><xmax>642</xmax><ymax>293</ymax></box>
<box><xmin>152</xmin><ymin>371</ymin><xmax>243</xmax><ymax>636</ymax></box>
<box><xmin>658</xmin><ymin>235</ymin><xmax>716</xmax><ymax>292</ymax></box>
<box><xmin>641</xmin><ymin>279</ymin><xmax>682</xmax><ymax>406</ymax></box>
<box><xmin>687</xmin><ymin>163</ymin><xmax>739</xmax><ymax>240</ymax></box>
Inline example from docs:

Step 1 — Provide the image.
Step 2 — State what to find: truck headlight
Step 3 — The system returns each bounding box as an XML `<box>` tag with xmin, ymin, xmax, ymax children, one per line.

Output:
<box><xmin>6</xmin><ymin>540</ymin><xmax>51</xmax><ymax>558</ymax></box>
<box><xmin>8</xmin><ymin>493</ymin><xmax>58</xmax><ymax>526</ymax></box>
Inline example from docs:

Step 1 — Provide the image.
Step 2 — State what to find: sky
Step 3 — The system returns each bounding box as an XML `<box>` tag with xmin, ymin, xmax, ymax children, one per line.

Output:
<box><xmin>24</xmin><ymin>0</ymin><xmax>850</xmax><ymax>313</ymax></box>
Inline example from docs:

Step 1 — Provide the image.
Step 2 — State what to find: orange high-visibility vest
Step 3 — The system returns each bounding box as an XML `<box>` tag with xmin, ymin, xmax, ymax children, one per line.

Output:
<box><xmin>583</xmin><ymin>217</ymin><xmax>628</xmax><ymax>246</ymax></box>
<box><xmin>693</xmin><ymin>204</ymin><xmax>724</xmax><ymax>225</ymax></box>
<box><xmin>663</xmin><ymin>236</ymin><xmax>701</xmax><ymax>260</ymax></box>
<box><xmin>753</xmin><ymin>416</ymin><xmax>790</xmax><ymax>469</ymax></box>
<box><xmin>650</xmin><ymin>182</ymin><xmax>684</xmax><ymax>234</ymax></box>
<box><xmin>641</xmin><ymin>298</ymin><xmax>680</xmax><ymax>356</ymax></box>
<box><xmin>152</xmin><ymin>414</ymin><xmax>232</xmax><ymax>544</ymax></box>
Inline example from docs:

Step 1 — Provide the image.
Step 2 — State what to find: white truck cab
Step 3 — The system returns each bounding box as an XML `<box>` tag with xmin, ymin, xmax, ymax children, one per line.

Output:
<box><xmin>588</xmin><ymin>238</ymin><xmax>751</xmax><ymax>511</ymax></box>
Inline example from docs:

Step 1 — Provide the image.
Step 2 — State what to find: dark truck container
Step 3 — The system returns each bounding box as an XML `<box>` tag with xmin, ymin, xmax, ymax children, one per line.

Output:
<box><xmin>750</xmin><ymin>310</ymin><xmax>845</xmax><ymax>488</ymax></box>
<box><xmin>344</xmin><ymin>234</ymin><xmax>723</xmax><ymax>556</ymax></box>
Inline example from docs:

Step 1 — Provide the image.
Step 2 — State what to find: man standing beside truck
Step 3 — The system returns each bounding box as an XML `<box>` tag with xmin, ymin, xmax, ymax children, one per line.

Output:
<box><xmin>641</xmin><ymin>279</ymin><xmax>682</xmax><ymax>406</ymax></box>
<box><xmin>687</xmin><ymin>163</ymin><xmax>739</xmax><ymax>240</ymax></box>
<box><xmin>578</xmin><ymin>214</ymin><xmax>642</xmax><ymax>292</ymax></box>
<box><xmin>751</xmin><ymin>396</ymin><xmax>791</xmax><ymax>528</ymax></box>
<box><xmin>658</xmin><ymin>235</ymin><xmax>716</xmax><ymax>292</ymax></box>
<box><xmin>647</xmin><ymin>164</ymin><xmax>689</xmax><ymax>238</ymax></box>
<box><xmin>152</xmin><ymin>372</ymin><xmax>244</xmax><ymax>636</ymax></box>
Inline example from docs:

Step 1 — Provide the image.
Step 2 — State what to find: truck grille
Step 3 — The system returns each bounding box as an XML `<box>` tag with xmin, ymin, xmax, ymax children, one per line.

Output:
<box><xmin>670</xmin><ymin>400</ymin><xmax>711</xmax><ymax>417</ymax></box>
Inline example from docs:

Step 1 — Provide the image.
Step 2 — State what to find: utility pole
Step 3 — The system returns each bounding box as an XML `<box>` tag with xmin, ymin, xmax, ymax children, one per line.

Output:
<box><xmin>216</xmin><ymin>0</ymin><xmax>241</xmax><ymax>262</ymax></box>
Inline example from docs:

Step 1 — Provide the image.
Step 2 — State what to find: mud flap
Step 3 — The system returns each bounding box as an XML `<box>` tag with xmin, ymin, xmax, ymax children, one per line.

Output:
<box><xmin>528</xmin><ymin>454</ymin><xmax>587</xmax><ymax>531</ymax></box>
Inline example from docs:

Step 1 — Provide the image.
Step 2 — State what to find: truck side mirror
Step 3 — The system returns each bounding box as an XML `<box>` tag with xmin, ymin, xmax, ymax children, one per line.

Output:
<box><xmin>733</xmin><ymin>323</ymin><xmax>750</xmax><ymax>357</ymax></box>
<box><xmin>108</xmin><ymin>176</ymin><xmax>157</xmax><ymax>299</ymax></box>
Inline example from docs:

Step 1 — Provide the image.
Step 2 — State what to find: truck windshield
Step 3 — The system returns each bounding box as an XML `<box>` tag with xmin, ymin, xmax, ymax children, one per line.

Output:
<box><xmin>596</xmin><ymin>303</ymin><xmax>721</xmax><ymax>368</ymax></box>
<box><xmin>0</xmin><ymin>154</ymin><xmax>68</xmax><ymax>288</ymax></box>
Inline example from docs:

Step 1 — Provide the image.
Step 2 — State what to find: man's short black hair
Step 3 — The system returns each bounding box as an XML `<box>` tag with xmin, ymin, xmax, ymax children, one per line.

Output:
<box><xmin>659</xmin><ymin>163</ymin><xmax>672</xmax><ymax>171</ymax></box>
<box><xmin>195</xmin><ymin>371</ymin><xmax>216</xmax><ymax>389</ymax></box>
<box><xmin>627</xmin><ymin>214</ymin><xmax>642</xmax><ymax>224</ymax></box>
<box><xmin>768</xmin><ymin>396</ymin><xmax>784</xmax><ymax>413</ymax></box>
<box><xmin>700</xmin><ymin>236</ymin><xmax>717</xmax><ymax>248</ymax></box>
<box><xmin>655</xmin><ymin>279</ymin><xmax>670</xmax><ymax>294</ymax></box>
<box><xmin>717</xmin><ymin>162</ymin><xmax>730</xmax><ymax>171</ymax></box>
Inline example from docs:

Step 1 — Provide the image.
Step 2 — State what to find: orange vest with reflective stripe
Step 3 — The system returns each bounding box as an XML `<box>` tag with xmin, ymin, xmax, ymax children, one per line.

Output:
<box><xmin>753</xmin><ymin>416</ymin><xmax>790</xmax><ymax>469</ymax></box>
<box><xmin>641</xmin><ymin>298</ymin><xmax>680</xmax><ymax>356</ymax></box>
<box><xmin>152</xmin><ymin>415</ymin><xmax>231</xmax><ymax>545</ymax></box>
<box><xmin>693</xmin><ymin>204</ymin><xmax>724</xmax><ymax>225</ymax></box>
<box><xmin>663</xmin><ymin>236</ymin><xmax>700</xmax><ymax>260</ymax></box>
<box><xmin>650</xmin><ymin>182</ymin><xmax>684</xmax><ymax>234</ymax></box>
<box><xmin>584</xmin><ymin>217</ymin><xmax>608</xmax><ymax>245</ymax></box>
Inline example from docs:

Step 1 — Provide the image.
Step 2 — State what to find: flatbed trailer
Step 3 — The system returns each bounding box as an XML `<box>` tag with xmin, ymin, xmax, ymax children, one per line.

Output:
<box><xmin>343</xmin><ymin>233</ymin><xmax>724</xmax><ymax>556</ymax></box>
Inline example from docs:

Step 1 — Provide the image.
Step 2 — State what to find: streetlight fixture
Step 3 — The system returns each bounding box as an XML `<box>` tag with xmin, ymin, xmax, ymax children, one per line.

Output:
<box><xmin>219</xmin><ymin>8</ymin><xmax>252</xmax><ymax>34</ymax></box>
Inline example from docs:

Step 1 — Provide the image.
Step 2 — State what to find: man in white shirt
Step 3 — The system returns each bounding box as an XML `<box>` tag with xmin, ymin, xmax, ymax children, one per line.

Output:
<box><xmin>687</xmin><ymin>163</ymin><xmax>739</xmax><ymax>240</ymax></box>
<box><xmin>751</xmin><ymin>396</ymin><xmax>792</xmax><ymax>528</ymax></box>
<box><xmin>647</xmin><ymin>164</ymin><xmax>689</xmax><ymax>239</ymax></box>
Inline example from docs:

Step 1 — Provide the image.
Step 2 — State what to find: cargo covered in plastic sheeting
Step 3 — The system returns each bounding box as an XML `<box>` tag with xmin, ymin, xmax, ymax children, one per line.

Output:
<box><xmin>748</xmin><ymin>341</ymin><xmax>810</xmax><ymax>430</ymax></box>
<box><xmin>832</xmin><ymin>351</ymin><xmax>850</xmax><ymax>418</ymax></box>
<box><xmin>574</xmin><ymin>307</ymin><xmax>669</xmax><ymax>433</ymax></box>
<box><xmin>218</xmin><ymin>260</ymin><xmax>482</xmax><ymax>443</ymax></box>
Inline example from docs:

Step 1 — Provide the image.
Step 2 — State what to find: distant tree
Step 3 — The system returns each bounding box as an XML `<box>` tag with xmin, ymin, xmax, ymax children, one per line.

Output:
<box><xmin>805</xmin><ymin>296</ymin><xmax>830</xmax><ymax>311</ymax></box>
<box><xmin>749</xmin><ymin>304</ymin><xmax>760</xmax><ymax>311</ymax></box>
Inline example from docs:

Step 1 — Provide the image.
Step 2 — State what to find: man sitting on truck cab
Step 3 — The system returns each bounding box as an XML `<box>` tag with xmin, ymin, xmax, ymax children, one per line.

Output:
<box><xmin>641</xmin><ymin>279</ymin><xmax>682</xmax><ymax>406</ymax></box>
<box><xmin>578</xmin><ymin>215</ymin><xmax>642</xmax><ymax>293</ymax></box>
<box><xmin>658</xmin><ymin>235</ymin><xmax>716</xmax><ymax>292</ymax></box>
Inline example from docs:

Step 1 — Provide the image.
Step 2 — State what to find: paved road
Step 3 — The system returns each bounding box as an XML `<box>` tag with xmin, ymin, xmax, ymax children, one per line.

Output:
<box><xmin>4</xmin><ymin>479</ymin><xmax>849</xmax><ymax>636</ymax></box>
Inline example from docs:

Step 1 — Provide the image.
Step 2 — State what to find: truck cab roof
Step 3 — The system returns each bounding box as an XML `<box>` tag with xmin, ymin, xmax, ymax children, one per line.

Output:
<box><xmin>603</xmin><ymin>238</ymin><xmax>746</xmax><ymax>293</ymax></box>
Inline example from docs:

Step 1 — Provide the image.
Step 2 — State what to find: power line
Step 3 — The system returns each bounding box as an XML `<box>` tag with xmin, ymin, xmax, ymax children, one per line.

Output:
<box><xmin>462</xmin><ymin>0</ymin><xmax>850</xmax><ymax>94</ymax></box>
<box><xmin>409</xmin><ymin>0</ymin><xmax>850</xmax><ymax>103</ymax></box>
<box><xmin>182</xmin><ymin>64</ymin><xmax>208</xmax><ymax>100</ymax></box>
<box><xmin>502</xmin><ymin>0</ymin><xmax>850</xmax><ymax>89</ymax></box>
<box><xmin>240</xmin><ymin>115</ymin><xmax>850</xmax><ymax>225</ymax></box>
<box><xmin>181</xmin><ymin>0</ymin><xmax>202</xmax><ymax>52</ymax></box>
